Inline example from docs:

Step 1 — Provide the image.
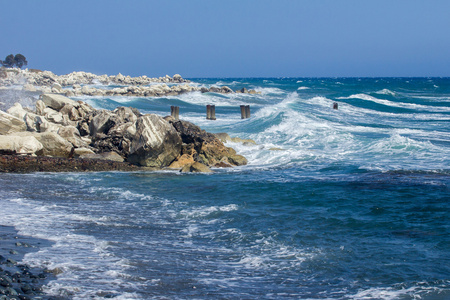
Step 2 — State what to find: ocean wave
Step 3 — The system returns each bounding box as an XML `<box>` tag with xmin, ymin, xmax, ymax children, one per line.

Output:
<box><xmin>338</xmin><ymin>93</ymin><xmax>450</xmax><ymax>112</ymax></box>
<box><xmin>347</xmin><ymin>282</ymin><xmax>450</xmax><ymax>300</ymax></box>
<box><xmin>375</xmin><ymin>88</ymin><xmax>397</xmax><ymax>96</ymax></box>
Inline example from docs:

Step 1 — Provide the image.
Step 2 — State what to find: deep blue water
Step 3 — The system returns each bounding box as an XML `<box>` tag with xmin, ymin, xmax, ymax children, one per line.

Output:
<box><xmin>1</xmin><ymin>78</ymin><xmax>449</xmax><ymax>299</ymax></box>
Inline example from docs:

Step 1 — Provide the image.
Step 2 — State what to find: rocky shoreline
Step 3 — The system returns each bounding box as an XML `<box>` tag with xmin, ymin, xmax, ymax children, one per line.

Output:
<box><xmin>0</xmin><ymin>225</ymin><xmax>65</xmax><ymax>300</ymax></box>
<box><xmin>0</xmin><ymin>69</ymin><xmax>259</xmax><ymax>97</ymax></box>
<box><xmin>1</xmin><ymin>91</ymin><xmax>248</xmax><ymax>173</ymax></box>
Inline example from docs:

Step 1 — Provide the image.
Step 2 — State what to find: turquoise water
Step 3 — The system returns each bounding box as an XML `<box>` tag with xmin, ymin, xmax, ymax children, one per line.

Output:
<box><xmin>1</xmin><ymin>78</ymin><xmax>449</xmax><ymax>299</ymax></box>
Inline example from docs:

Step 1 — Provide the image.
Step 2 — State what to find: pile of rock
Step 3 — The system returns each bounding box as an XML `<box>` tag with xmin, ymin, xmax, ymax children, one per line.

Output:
<box><xmin>1</xmin><ymin>69</ymin><xmax>259</xmax><ymax>97</ymax></box>
<box><xmin>0</xmin><ymin>93</ymin><xmax>247</xmax><ymax>172</ymax></box>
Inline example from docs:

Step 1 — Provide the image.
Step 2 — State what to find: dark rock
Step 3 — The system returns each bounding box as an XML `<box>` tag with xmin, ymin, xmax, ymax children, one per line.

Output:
<box><xmin>21</xmin><ymin>284</ymin><xmax>33</xmax><ymax>294</ymax></box>
<box><xmin>0</xmin><ymin>275</ymin><xmax>12</xmax><ymax>287</ymax></box>
<box><xmin>169</xmin><ymin>120</ymin><xmax>247</xmax><ymax>167</ymax></box>
<box><xmin>5</xmin><ymin>287</ymin><xmax>18</xmax><ymax>296</ymax></box>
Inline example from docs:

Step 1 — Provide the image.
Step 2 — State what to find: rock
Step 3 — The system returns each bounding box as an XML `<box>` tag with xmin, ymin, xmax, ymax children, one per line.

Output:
<box><xmin>239</xmin><ymin>87</ymin><xmax>248</xmax><ymax>93</ymax></box>
<box><xmin>209</xmin><ymin>86</ymin><xmax>221</xmax><ymax>93</ymax></box>
<box><xmin>80</xmin><ymin>151</ymin><xmax>124</xmax><ymax>162</ymax></box>
<box><xmin>33</xmin><ymin>132</ymin><xmax>74</xmax><ymax>157</ymax></box>
<box><xmin>35</xmin><ymin>115</ymin><xmax>61</xmax><ymax>133</ymax></box>
<box><xmin>170</xmin><ymin>120</ymin><xmax>246</xmax><ymax>166</ymax></box>
<box><xmin>0</xmin><ymin>135</ymin><xmax>43</xmax><ymax>155</ymax></box>
<box><xmin>43</xmin><ymin>107</ymin><xmax>64</xmax><ymax>124</ymax></box>
<box><xmin>0</xmin><ymin>111</ymin><xmax>27</xmax><ymax>135</ymax></box>
<box><xmin>41</xmin><ymin>93</ymin><xmax>78</xmax><ymax>111</ymax></box>
<box><xmin>6</xmin><ymin>103</ymin><xmax>27</xmax><ymax>119</ymax></box>
<box><xmin>180</xmin><ymin>162</ymin><xmax>212</xmax><ymax>173</ymax></box>
<box><xmin>60</xmin><ymin>104</ymin><xmax>82</xmax><ymax>121</ymax></box>
<box><xmin>113</xmin><ymin>107</ymin><xmax>138</xmax><ymax>123</ymax></box>
<box><xmin>220</xmin><ymin>86</ymin><xmax>234</xmax><ymax>93</ymax></box>
<box><xmin>214</xmin><ymin>132</ymin><xmax>231</xmax><ymax>142</ymax></box>
<box><xmin>167</xmin><ymin>153</ymin><xmax>195</xmax><ymax>169</ymax></box>
<box><xmin>35</xmin><ymin>100</ymin><xmax>46</xmax><ymax>116</ymax></box>
<box><xmin>89</xmin><ymin>110</ymin><xmax>116</xmax><ymax>137</ymax></box>
<box><xmin>230</xmin><ymin>137</ymin><xmax>257</xmax><ymax>145</ymax></box>
<box><xmin>227</xmin><ymin>154</ymin><xmax>247</xmax><ymax>166</ymax></box>
<box><xmin>24</xmin><ymin>113</ymin><xmax>40</xmax><ymax>132</ymax></box>
<box><xmin>73</xmin><ymin>147</ymin><xmax>95</xmax><ymax>157</ymax></box>
<box><xmin>51</xmin><ymin>83</ymin><xmax>63</xmax><ymax>92</ymax></box>
<box><xmin>57</xmin><ymin>126</ymin><xmax>87</xmax><ymax>148</ymax></box>
<box><xmin>127</xmin><ymin>114</ymin><xmax>182</xmax><ymax>167</ymax></box>
<box><xmin>172</xmin><ymin>74</ymin><xmax>183</xmax><ymax>82</ymax></box>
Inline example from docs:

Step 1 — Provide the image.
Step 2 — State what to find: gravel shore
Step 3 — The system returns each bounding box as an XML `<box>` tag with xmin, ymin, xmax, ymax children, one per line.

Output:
<box><xmin>0</xmin><ymin>225</ymin><xmax>66</xmax><ymax>299</ymax></box>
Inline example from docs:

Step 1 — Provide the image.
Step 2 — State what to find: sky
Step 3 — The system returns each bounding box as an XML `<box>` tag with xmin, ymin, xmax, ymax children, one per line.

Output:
<box><xmin>2</xmin><ymin>0</ymin><xmax>450</xmax><ymax>78</ymax></box>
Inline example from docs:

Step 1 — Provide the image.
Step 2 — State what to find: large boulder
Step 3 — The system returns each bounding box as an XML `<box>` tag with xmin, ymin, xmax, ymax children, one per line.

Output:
<box><xmin>89</xmin><ymin>110</ymin><xmax>117</xmax><ymax>137</ymax></box>
<box><xmin>57</xmin><ymin>126</ymin><xmax>88</xmax><ymax>148</ymax></box>
<box><xmin>127</xmin><ymin>114</ymin><xmax>182</xmax><ymax>167</ymax></box>
<box><xmin>33</xmin><ymin>132</ymin><xmax>74</xmax><ymax>158</ymax></box>
<box><xmin>41</xmin><ymin>94</ymin><xmax>78</xmax><ymax>111</ymax></box>
<box><xmin>0</xmin><ymin>135</ymin><xmax>43</xmax><ymax>155</ymax></box>
<box><xmin>0</xmin><ymin>110</ymin><xmax>27</xmax><ymax>135</ymax></box>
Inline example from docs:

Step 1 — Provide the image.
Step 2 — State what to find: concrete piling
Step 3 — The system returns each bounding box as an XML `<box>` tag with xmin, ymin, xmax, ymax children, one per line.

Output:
<box><xmin>206</xmin><ymin>105</ymin><xmax>216</xmax><ymax>120</ymax></box>
<box><xmin>240</xmin><ymin>105</ymin><xmax>250</xmax><ymax>119</ymax></box>
<box><xmin>170</xmin><ymin>106</ymin><xmax>179</xmax><ymax>120</ymax></box>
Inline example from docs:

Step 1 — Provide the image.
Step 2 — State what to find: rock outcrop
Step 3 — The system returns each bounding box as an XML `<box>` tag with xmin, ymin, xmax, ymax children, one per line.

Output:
<box><xmin>168</xmin><ymin>120</ymin><xmax>247</xmax><ymax>169</ymax></box>
<box><xmin>0</xmin><ymin>93</ymin><xmax>247</xmax><ymax>172</ymax></box>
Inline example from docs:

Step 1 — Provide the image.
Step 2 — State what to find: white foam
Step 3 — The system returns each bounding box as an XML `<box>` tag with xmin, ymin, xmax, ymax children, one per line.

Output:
<box><xmin>348</xmin><ymin>284</ymin><xmax>448</xmax><ymax>300</ymax></box>
<box><xmin>338</xmin><ymin>93</ymin><xmax>450</xmax><ymax>112</ymax></box>
<box><xmin>178</xmin><ymin>204</ymin><xmax>239</xmax><ymax>219</ymax></box>
<box><xmin>375</xmin><ymin>89</ymin><xmax>397</xmax><ymax>96</ymax></box>
<box><xmin>0</xmin><ymin>184</ymin><xmax>152</xmax><ymax>299</ymax></box>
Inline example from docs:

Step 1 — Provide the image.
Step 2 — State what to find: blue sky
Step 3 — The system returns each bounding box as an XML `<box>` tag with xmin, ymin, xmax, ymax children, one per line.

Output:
<box><xmin>2</xmin><ymin>0</ymin><xmax>450</xmax><ymax>77</ymax></box>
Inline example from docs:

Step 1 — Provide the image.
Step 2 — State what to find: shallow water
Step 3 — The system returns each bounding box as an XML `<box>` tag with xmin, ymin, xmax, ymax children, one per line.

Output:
<box><xmin>1</xmin><ymin>78</ymin><xmax>449</xmax><ymax>299</ymax></box>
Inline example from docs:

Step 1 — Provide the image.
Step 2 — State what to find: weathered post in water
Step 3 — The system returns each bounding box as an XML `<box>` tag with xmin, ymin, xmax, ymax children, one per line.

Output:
<box><xmin>207</xmin><ymin>105</ymin><xmax>216</xmax><ymax>120</ymax></box>
<box><xmin>240</xmin><ymin>105</ymin><xmax>245</xmax><ymax>119</ymax></box>
<box><xmin>240</xmin><ymin>105</ymin><xmax>251</xmax><ymax>119</ymax></box>
<box><xmin>171</xmin><ymin>106</ymin><xmax>179</xmax><ymax>120</ymax></box>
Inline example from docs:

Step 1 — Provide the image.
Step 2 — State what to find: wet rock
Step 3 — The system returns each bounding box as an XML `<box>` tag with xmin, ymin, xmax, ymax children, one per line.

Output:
<box><xmin>180</xmin><ymin>162</ymin><xmax>212</xmax><ymax>173</ymax></box>
<box><xmin>170</xmin><ymin>120</ymin><xmax>247</xmax><ymax>167</ymax></box>
<box><xmin>128</xmin><ymin>114</ymin><xmax>182</xmax><ymax>167</ymax></box>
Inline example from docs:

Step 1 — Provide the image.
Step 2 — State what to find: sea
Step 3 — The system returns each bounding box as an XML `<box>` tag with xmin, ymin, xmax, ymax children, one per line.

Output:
<box><xmin>1</xmin><ymin>78</ymin><xmax>449</xmax><ymax>299</ymax></box>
